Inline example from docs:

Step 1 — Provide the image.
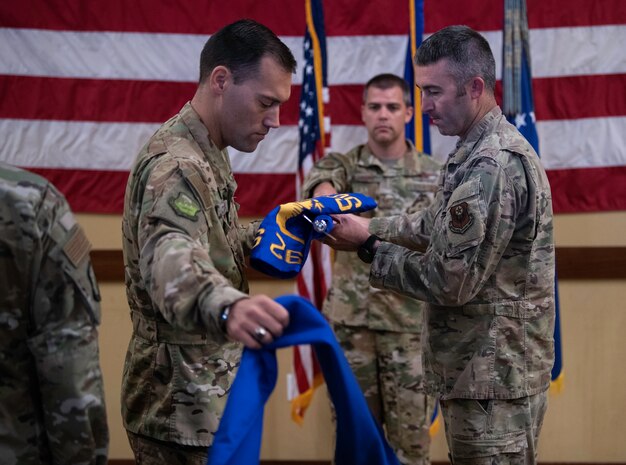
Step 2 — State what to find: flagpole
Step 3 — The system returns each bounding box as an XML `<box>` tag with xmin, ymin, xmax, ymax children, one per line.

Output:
<box><xmin>290</xmin><ymin>0</ymin><xmax>330</xmax><ymax>425</ymax></box>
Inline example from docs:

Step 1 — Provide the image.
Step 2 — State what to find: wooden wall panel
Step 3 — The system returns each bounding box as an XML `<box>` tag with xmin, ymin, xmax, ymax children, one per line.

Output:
<box><xmin>92</xmin><ymin>247</ymin><xmax>626</xmax><ymax>282</ymax></box>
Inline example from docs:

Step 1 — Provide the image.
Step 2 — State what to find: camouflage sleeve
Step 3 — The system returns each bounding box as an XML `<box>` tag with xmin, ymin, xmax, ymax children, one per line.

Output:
<box><xmin>369</xmin><ymin>189</ymin><xmax>442</xmax><ymax>251</ymax></box>
<box><xmin>27</xmin><ymin>185</ymin><xmax>109</xmax><ymax>465</ymax></box>
<box><xmin>137</xmin><ymin>157</ymin><xmax>247</xmax><ymax>334</ymax></box>
<box><xmin>238</xmin><ymin>219</ymin><xmax>261</xmax><ymax>256</ymax></box>
<box><xmin>370</xmin><ymin>156</ymin><xmax>518</xmax><ymax>305</ymax></box>
<box><xmin>301</xmin><ymin>152</ymin><xmax>354</xmax><ymax>198</ymax></box>
<box><xmin>369</xmin><ymin>155</ymin><xmax>443</xmax><ymax>250</ymax></box>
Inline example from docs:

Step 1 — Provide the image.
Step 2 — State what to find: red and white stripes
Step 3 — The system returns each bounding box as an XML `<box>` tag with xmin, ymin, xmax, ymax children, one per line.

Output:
<box><xmin>1</xmin><ymin>0</ymin><xmax>624</xmax><ymax>213</ymax></box>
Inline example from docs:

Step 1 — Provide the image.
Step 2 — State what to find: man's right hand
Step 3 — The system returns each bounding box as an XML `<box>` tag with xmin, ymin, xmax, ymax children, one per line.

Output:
<box><xmin>225</xmin><ymin>295</ymin><xmax>290</xmax><ymax>349</ymax></box>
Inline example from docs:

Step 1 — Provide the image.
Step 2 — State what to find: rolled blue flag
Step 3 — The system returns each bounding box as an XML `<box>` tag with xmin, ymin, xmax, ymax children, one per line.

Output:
<box><xmin>250</xmin><ymin>193</ymin><xmax>377</xmax><ymax>278</ymax></box>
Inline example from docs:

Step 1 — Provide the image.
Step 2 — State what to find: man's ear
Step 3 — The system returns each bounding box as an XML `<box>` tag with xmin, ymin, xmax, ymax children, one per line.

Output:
<box><xmin>404</xmin><ymin>104</ymin><xmax>414</xmax><ymax>124</ymax></box>
<box><xmin>469</xmin><ymin>76</ymin><xmax>485</xmax><ymax>99</ymax></box>
<box><xmin>210</xmin><ymin>65</ymin><xmax>230</xmax><ymax>94</ymax></box>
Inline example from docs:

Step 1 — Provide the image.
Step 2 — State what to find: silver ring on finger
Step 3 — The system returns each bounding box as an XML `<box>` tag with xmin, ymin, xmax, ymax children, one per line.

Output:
<box><xmin>253</xmin><ymin>326</ymin><xmax>268</xmax><ymax>342</ymax></box>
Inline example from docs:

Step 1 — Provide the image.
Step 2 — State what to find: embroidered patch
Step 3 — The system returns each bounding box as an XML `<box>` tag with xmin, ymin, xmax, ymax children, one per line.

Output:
<box><xmin>448</xmin><ymin>201</ymin><xmax>474</xmax><ymax>234</ymax></box>
<box><xmin>63</xmin><ymin>226</ymin><xmax>91</xmax><ymax>267</ymax></box>
<box><xmin>168</xmin><ymin>192</ymin><xmax>200</xmax><ymax>221</ymax></box>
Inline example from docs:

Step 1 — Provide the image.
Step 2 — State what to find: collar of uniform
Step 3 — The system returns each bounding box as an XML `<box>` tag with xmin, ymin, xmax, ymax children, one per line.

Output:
<box><xmin>179</xmin><ymin>102</ymin><xmax>235</xmax><ymax>187</ymax></box>
<box><xmin>180</xmin><ymin>102</ymin><xmax>218</xmax><ymax>153</ymax></box>
<box><xmin>449</xmin><ymin>106</ymin><xmax>503</xmax><ymax>166</ymax></box>
<box><xmin>357</xmin><ymin>141</ymin><xmax>416</xmax><ymax>172</ymax></box>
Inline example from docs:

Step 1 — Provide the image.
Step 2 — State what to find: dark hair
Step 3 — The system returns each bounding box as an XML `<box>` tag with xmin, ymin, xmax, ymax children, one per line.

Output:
<box><xmin>199</xmin><ymin>19</ymin><xmax>297</xmax><ymax>84</ymax></box>
<box><xmin>363</xmin><ymin>73</ymin><xmax>412</xmax><ymax>107</ymax></box>
<box><xmin>414</xmin><ymin>25</ymin><xmax>496</xmax><ymax>94</ymax></box>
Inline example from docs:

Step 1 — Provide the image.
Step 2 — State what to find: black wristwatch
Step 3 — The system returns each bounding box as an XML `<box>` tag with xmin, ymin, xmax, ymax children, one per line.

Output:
<box><xmin>357</xmin><ymin>235</ymin><xmax>381</xmax><ymax>264</ymax></box>
<box><xmin>219</xmin><ymin>305</ymin><xmax>231</xmax><ymax>333</ymax></box>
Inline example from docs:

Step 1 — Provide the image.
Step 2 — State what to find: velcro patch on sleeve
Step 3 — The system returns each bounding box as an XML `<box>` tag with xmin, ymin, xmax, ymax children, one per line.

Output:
<box><xmin>316</xmin><ymin>156</ymin><xmax>342</xmax><ymax>170</ymax></box>
<box><xmin>58</xmin><ymin>210</ymin><xmax>77</xmax><ymax>232</ymax></box>
<box><xmin>445</xmin><ymin>179</ymin><xmax>484</xmax><ymax>253</ymax></box>
<box><xmin>168</xmin><ymin>192</ymin><xmax>200</xmax><ymax>221</ymax></box>
<box><xmin>185</xmin><ymin>171</ymin><xmax>212</xmax><ymax>210</ymax></box>
<box><xmin>63</xmin><ymin>226</ymin><xmax>92</xmax><ymax>268</ymax></box>
<box><xmin>449</xmin><ymin>201</ymin><xmax>474</xmax><ymax>233</ymax></box>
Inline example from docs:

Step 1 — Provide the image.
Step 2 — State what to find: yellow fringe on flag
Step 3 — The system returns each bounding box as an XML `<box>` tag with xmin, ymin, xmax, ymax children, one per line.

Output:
<box><xmin>290</xmin><ymin>372</ymin><xmax>325</xmax><ymax>425</ymax></box>
<box><xmin>549</xmin><ymin>371</ymin><xmax>565</xmax><ymax>395</ymax></box>
<box><xmin>428</xmin><ymin>414</ymin><xmax>441</xmax><ymax>437</ymax></box>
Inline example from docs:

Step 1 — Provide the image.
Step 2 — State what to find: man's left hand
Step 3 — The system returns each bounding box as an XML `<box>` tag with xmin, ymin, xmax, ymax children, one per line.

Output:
<box><xmin>323</xmin><ymin>213</ymin><xmax>371</xmax><ymax>251</ymax></box>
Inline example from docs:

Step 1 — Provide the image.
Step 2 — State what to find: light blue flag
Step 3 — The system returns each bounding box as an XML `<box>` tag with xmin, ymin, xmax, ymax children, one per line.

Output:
<box><xmin>503</xmin><ymin>0</ymin><xmax>563</xmax><ymax>389</ymax></box>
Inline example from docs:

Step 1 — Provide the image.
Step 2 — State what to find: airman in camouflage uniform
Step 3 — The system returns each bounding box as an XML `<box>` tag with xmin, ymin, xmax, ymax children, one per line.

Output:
<box><xmin>0</xmin><ymin>162</ymin><xmax>109</xmax><ymax>465</ymax></box>
<box><xmin>302</xmin><ymin>74</ymin><xmax>440</xmax><ymax>465</ymax></box>
<box><xmin>325</xmin><ymin>27</ymin><xmax>555</xmax><ymax>464</ymax></box>
<box><xmin>121</xmin><ymin>20</ymin><xmax>295</xmax><ymax>465</ymax></box>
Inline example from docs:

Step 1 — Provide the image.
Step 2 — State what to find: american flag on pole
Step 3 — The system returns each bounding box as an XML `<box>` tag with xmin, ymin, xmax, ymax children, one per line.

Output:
<box><xmin>502</xmin><ymin>0</ymin><xmax>564</xmax><ymax>392</ymax></box>
<box><xmin>287</xmin><ymin>0</ymin><xmax>330</xmax><ymax>425</ymax></box>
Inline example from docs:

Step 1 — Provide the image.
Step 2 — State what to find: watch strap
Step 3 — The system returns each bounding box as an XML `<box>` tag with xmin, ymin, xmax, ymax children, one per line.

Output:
<box><xmin>357</xmin><ymin>235</ymin><xmax>381</xmax><ymax>264</ymax></box>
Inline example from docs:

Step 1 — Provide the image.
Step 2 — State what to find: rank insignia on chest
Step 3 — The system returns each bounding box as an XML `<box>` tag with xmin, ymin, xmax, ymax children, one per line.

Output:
<box><xmin>168</xmin><ymin>192</ymin><xmax>200</xmax><ymax>221</ymax></box>
<box><xmin>449</xmin><ymin>201</ymin><xmax>473</xmax><ymax>234</ymax></box>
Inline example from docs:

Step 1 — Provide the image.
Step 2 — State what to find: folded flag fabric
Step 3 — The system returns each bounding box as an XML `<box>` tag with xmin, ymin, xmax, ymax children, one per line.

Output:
<box><xmin>207</xmin><ymin>295</ymin><xmax>400</xmax><ymax>465</ymax></box>
<box><xmin>250</xmin><ymin>193</ymin><xmax>377</xmax><ymax>278</ymax></box>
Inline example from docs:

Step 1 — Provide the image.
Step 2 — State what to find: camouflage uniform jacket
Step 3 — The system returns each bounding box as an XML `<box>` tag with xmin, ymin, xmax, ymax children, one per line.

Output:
<box><xmin>0</xmin><ymin>163</ymin><xmax>108</xmax><ymax>465</ymax></box>
<box><xmin>121</xmin><ymin>102</ymin><xmax>259</xmax><ymax>446</ymax></box>
<box><xmin>302</xmin><ymin>142</ymin><xmax>441</xmax><ymax>332</ymax></box>
<box><xmin>368</xmin><ymin>107</ymin><xmax>555</xmax><ymax>400</ymax></box>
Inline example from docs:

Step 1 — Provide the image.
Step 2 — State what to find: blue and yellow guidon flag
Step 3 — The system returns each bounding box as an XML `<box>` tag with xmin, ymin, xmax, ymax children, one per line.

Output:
<box><xmin>251</xmin><ymin>193</ymin><xmax>377</xmax><ymax>279</ymax></box>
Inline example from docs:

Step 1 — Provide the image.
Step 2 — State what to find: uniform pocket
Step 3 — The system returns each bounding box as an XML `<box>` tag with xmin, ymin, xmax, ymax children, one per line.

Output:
<box><xmin>449</xmin><ymin>430</ymin><xmax>527</xmax><ymax>461</ymax></box>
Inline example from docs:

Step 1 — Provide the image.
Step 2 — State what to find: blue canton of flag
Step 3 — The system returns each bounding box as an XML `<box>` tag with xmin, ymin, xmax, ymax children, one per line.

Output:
<box><xmin>297</xmin><ymin>0</ymin><xmax>328</xmax><ymax>192</ymax></box>
<box><xmin>507</xmin><ymin>52</ymin><xmax>539</xmax><ymax>152</ymax></box>
<box><xmin>297</xmin><ymin>32</ymin><xmax>321</xmax><ymax>183</ymax></box>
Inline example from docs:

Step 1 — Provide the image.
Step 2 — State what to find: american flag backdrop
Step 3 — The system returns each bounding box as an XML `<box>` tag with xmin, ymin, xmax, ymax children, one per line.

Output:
<box><xmin>1</xmin><ymin>0</ymin><xmax>624</xmax><ymax>216</ymax></box>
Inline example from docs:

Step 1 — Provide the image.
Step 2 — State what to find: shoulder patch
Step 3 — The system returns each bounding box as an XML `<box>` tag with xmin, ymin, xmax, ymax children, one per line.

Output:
<box><xmin>185</xmin><ymin>171</ymin><xmax>212</xmax><ymax>210</ymax></box>
<box><xmin>63</xmin><ymin>226</ymin><xmax>91</xmax><ymax>267</ymax></box>
<box><xmin>58</xmin><ymin>210</ymin><xmax>76</xmax><ymax>231</ymax></box>
<box><xmin>448</xmin><ymin>202</ymin><xmax>474</xmax><ymax>234</ymax></box>
<box><xmin>168</xmin><ymin>192</ymin><xmax>200</xmax><ymax>221</ymax></box>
